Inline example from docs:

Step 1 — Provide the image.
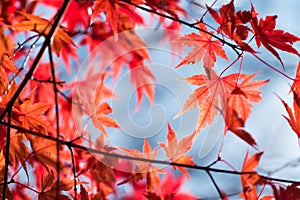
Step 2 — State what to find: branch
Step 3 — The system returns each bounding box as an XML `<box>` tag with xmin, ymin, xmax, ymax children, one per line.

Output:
<box><xmin>206</xmin><ymin>170</ymin><xmax>223</xmax><ymax>199</ymax></box>
<box><xmin>66</xmin><ymin>145</ymin><xmax>77</xmax><ymax>200</ymax></box>
<box><xmin>1</xmin><ymin>121</ymin><xmax>299</xmax><ymax>185</ymax></box>
<box><xmin>0</xmin><ymin>0</ymin><xmax>71</xmax><ymax>120</ymax></box>
<box><xmin>48</xmin><ymin>43</ymin><xmax>61</xmax><ymax>199</ymax></box>
<box><xmin>2</xmin><ymin>109</ymin><xmax>11</xmax><ymax>200</ymax></box>
<box><xmin>120</xmin><ymin>0</ymin><xmax>242</xmax><ymax>55</ymax></box>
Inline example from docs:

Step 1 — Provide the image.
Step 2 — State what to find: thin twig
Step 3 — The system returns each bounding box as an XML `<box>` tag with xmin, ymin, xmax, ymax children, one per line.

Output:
<box><xmin>48</xmin><ymin>43</ymin><xmax>61</xmax><ymax>199</ymax></box>
<box><xmin>206</xmin><ymin>170</ymin><xmax>223</xmax><ymax>199</ymax></box>
<box><xmin>0</xmin><ymin>121</ymin><xmax>299</xmax><ymax>184</ymax></box>
<box><xmin>120</xmin><ymin>0</ymin><xmax>242</xmax><ymax>55</ymax></box>
<box><xmin>32</xmin><ymin>77</ymin><xmax>65</xmax><ymax>87</ymax></box>
<box><xmin>2</xmin><ymin>108</ymin><xmax>11</xmax><ymax>200</ymax></box>
<box><xmin>66</xmin><ymin>144</ymin><xmax>77</xmax><ymax>200</ymax></box>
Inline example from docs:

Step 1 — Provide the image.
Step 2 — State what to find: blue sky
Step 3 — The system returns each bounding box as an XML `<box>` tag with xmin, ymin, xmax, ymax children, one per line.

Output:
<box><xmin>66</xmin><ymin>0</ymin><xmax>300</xmax><ymax>198</ymax></box>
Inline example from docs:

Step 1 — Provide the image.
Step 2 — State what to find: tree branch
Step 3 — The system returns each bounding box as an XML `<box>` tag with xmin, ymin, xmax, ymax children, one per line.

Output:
<box><xmin>120</xmin><ymin>0</ymin><xmax>242</xmax><ymax>55</ymax></box>
<box><xmin>48</xmin><ymin>43</ymin><xmax>61</xmax><ymax>199</ymax></box>
<box><xmin>0</xmin><ymin>121</ymin><xmax>299</xmax><ymax>185</ymax></box>
<box><xmin>2</xmin><ymin>109</ymin><xmax>11</xmax><ymax>200</ymax></box>
<box><xmin>0</xmin><ymin>0</ymin><xmax>71</xmax><ymax>120</ymax></box>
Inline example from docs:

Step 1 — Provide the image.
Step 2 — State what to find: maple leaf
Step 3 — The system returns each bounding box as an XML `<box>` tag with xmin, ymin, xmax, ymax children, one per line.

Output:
<box><xmin>174</xmin><ymin>68</ymin><xmax>237</xmax><ymax>132</ymax></box>
<box><xmin>79</xmin><ymin>156</ymin><xmax>116</xmax><ymax>196</ymax></box>
<box><xmin>8</xmin><ymin>11</ymin><xmax>75</xmax><ymax>56</ymax></box>
<box><xmin>119</xmin><ymin>138</ymin><xmax>164</xmax><ymax>192</ymax></box>
<box><xmin>38</xmin><ymin>173</ymin><xmax>71</xmax><ymax>200</ymax></box>
<box><xmin>84</xmin><ymin>76</ymin><xmax>119</xmax><ymax>137</ymax></box>
<box><xmin>206</xmin><ymin>1</ymin><xmax>255</xmax><ymax>52</ymax></box>
<box><xmin>227</xmin><ymin>73</ymin><xmax>269</xmax><ymax>122</ymax></box>
<box><xmin>278</xmin><ymin>90</ymin><xmax>300</xmax><ymax>143</ymax></box>
<box><xmin>15</xmin><ymin>89</ymin><xmax>55</xmax><ymax>133</ymax></box>
<box><xmin>145</xmin><ymin>0</ymin><xmax>186</xmax><ymax>18</ymax></box>
<box><xmin>240</xmin><ymin>151</ymin><xmax>263</xmax><ymax>200</ymax></box>
<box><xmin>80</xmin><ymin>24</ymin><xmax>154</xmax><ymax>111</ymax></box>
<box><xmin>3</xmin><ymin>130</ymin><xmax>30</xmax><ymax>177</ymax></box>
<box><xmin>271</xmin><ymin>184</ymin><xmax>300</xmax><ymax>200</ymax></box>
<box><xmin>79</xmin><ymin>185</ymin><xmax>89</xmax><ymax>200</ymax></box>
<box><xmin>30</xmin><ymin>136</ymin><xmax>58</xmax><ymax>171</ymax></box>
<box><xmin>251</xmin><ymin>9</ymin><xmax>300</xmax><ymax>68</ymax></box>
<box><xmin>158</xmin><ymin>123</ymin><xmax>196</xmax><ymax>178</ymax></box>
<box><xmin>91</xmin><ymin>0</ymin><xmax>120</xmax><ymax>36</ymax></box>
<box><xmin>1</xmin><ymin>54</ymin><xmax>18</xmax><ymax>74</ymax></box>
<box><xmin>206</xmin><ymin>0</ymin><xmax>235</xmax><ymax>37</ymax></box>
<box><xmin>129</xmin><ymin>58</ymin><xmax>155</xmax><ymax>111</ymax></box>
<box><xmin>145</xmin><ymin>170</ymin><xmax>197</xmax><ymax>200</ymax></box>
<box><xmin>174</xmin><ymin>23</ymin><xmax>228</xmax><ymax>68</ymax></box>
<box><xmin>291</xmin><ymin>62</ymin><xmax>300</xmax><ymax>96</ymax></box>
<box><xmin>0</xmin><ymin>26</ymin><xmax>14</xmax><ymax>64</ymax></box>
<box><xmin>41</xmin><ymin>0</ymin><xmax>93</xmax><ymax>32</ymax></box>
<box><xmin>225</xmin><ymin>108</ymin><xmax>257</xmax><ymax>148</ymax></box>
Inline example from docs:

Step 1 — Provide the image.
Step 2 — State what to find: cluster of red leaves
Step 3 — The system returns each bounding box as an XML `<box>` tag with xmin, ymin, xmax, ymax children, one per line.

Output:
<box><xmin>0</xmin><ymin>0</ymin><xmax>198</xmax><ymax>199</ymax></box>
<box><xmin>0</xmin><ymin>0</ymin><xmax>300</xmax><ymax>199</ymax></box>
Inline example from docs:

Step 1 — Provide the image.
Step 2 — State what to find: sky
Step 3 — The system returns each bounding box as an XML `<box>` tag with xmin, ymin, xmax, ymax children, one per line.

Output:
<box><xmin>61</xmin><ymin>0</ymin><xmax>300</xmax><ymax>199</ymax></box>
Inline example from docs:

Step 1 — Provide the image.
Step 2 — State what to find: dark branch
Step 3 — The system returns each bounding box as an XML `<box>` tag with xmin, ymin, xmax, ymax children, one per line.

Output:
<box><xmin>2</xmin><ymin>109</ymin><xmax>12</xmax><ymax>200</ymax></box>
<box><xmin>0</xmin><ymin>0</ymin><xmax>71</xmax><ymax>120</ymax></box>
<box><xmin>48</xmin><ymin>43</ymin><xmax>61</xmax><ymax>199</ymax></box>
<box><xmin>206</xmin><ymin>170</ymin><xmax>223</xmax><ymax>199</ymax></box>
<box><xmin>120</xmin><ymin>0</ymin><xmax>242</xmax><ymax>55</ymax></box>
<box><xmin>0</xmin><ymin>121</ymin><xmax>299</xmax><ymax>185</ymax></box>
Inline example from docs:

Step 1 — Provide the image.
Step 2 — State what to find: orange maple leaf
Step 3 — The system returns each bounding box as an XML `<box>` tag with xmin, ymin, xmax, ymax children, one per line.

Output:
<box><xmin>119</xmin><ymin>138</ymin><xmax>164</xmax><ymax>192</ymax></box>
<box><xmin>31</xmin><ymin>136</ymin><xmax>58</xmax><ymax>171</ymax></box>
<box><xmin>91</xmin><ymin>0</ymin><xmax>120</xmax><ymax>36</ymax></box>
<box><xmin>175</xmin><ymin>69</ymin><xmax>267</xmax><ymax>142</ymax></box>
<box><xmin>251</xmin><ymin>9</ymin><xmax>300</xmax><ymax>68</ymax></box>
<box><xmin>225</xmin><ymin>108</ymin><xmax>257</xmax><ymax>148</ymax></box>
<box><xmin>174</xmin><ymin>23</ymin><xmax>228</xmax><ymax>68</ymax></box>
<box><xmin>88</xmin><ymin>76</ymin><xmax>119</xmax><ymax>137</ymax></box>
<box><xmin>174</xmin><ymin>68</ymin><xmax>235</xmax><ymax>132</ymax></box>
<box><xmin>227</xmin><ymin>73</ymin><xmax>269</xmax><ymax>122</ymax></box>
<box><xmin>15</xmin><ymin>89</ymin><xmax>55</xmax><ymax>133</ymax></box>
<box><xmin>158</xmin><ymin>123</ymin><xmax>196</xmax><ymax>178</ymax></box>
<box><xmin>8</xmin><ymin>11</ymin><xmax>75</xmax><ymax>56</ymax></box>
<box><xmin>240</xmin><ymin>150</ymin><xmax>263</xmax><ymax>200</ymax></box>
<box><xmin>278</xmin><ymin>91</ymin><xmax>300</xmax><ymax>143</ymax></box>
<box><xmin>0</xmin><ymin>26</ymin><xmax>14</xmax><ymax>63</ymax></box>
<box><xmin>3</xmin><ymin>130</ymin><xmax>30</xmax><ymax>176</ymax></box>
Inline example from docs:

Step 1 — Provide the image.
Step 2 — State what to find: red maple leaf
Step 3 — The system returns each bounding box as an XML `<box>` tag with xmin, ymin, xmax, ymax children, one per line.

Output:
<box><xmin>227</xmin><ymin>73</ymin><xmax>269</xmax><ymax>122</ymax></box>
<box><xmin>251</xmin><ymin>7</ymin><xmax>300</xmax><ymax>68</ymax></box>
<box><xmin>119</xmin><ymin>138</ymin><xmax>164</xmax><ymax>192</ymax></box>
<box><xmin>158</xmin><ymin>123</ymin><xmax>196</xmax><ymax>178</ymax></box>
<box><xmin>174</xmin><ymin>69</ymin><xmax>237</xmax><ymax>132</ymax></box>
<box><xmin>278</xmin><ymin>90</ymin><xmax>300</xmax><ymax>144</ymax></box>
<box><xmin>225</xmin><ymin>108</ymin><xmax>257</xmax><ymax>148</ymax></box>
<box><xmin>240</xmin><ymin>151</ymin><xmax>263</xmax><ymax>200</ymax></box>
<box><xmin>175</xmin><ymin>69</ymin><xmax>266</xmax><ymax>147</ymax></box>
<box><xmin>77</xmin><ymin>75</ymin><xmax>119</xmax><ymax>137</ymax></box>
<box><xmin>8</xmin><ymin>11</ymin><xmax>76</xmax><ymax>56</ymax></box>
<box><xmin>206</xmin><ymin>1</ymin><xmax>255</xmax><ymax>52</ymax></box>
<box><xmin>174</xmin><ymin>23</ymin><xmax>228</xmax><ymax>68</ymax></box>
<box><xmin>40</xmin><ymin>0</ymin><xmax>93</xmax><ymax>32</ymax></box>
<box><xmin>291</xmin><ymin>62</ymin><xmax>300</xmax><ymax>96</ymax></box>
